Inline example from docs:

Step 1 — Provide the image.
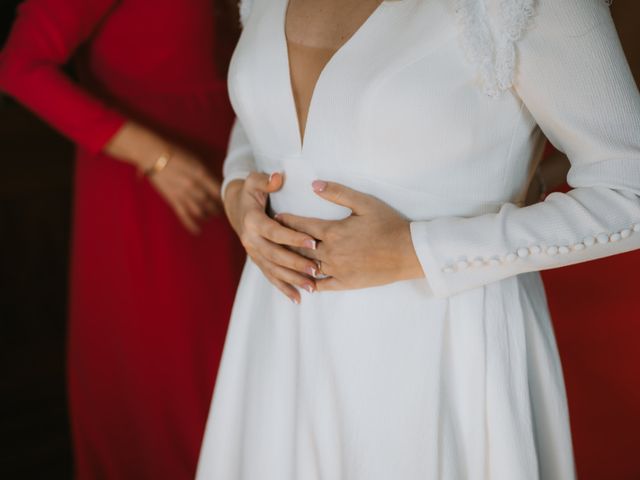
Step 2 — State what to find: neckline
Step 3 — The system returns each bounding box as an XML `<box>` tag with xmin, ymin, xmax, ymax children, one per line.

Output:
<box><xmin>281</xmin><ymin>0</ymin><xmax>389</xmax><ymax>153</ymax></box>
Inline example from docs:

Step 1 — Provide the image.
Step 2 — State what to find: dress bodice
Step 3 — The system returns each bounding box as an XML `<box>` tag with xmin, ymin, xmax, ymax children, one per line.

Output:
<box><xmin>229</xmin><ymin>0</ymin><xmax>542</xmax><ymax>221</ymax></box>
<box><xmin>224</xmin><ymin>0</ymin><xmax>640</xmax><ymax>298</ymax></box>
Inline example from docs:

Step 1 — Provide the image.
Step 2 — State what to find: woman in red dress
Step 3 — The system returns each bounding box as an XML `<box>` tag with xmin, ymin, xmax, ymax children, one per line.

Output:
<box><xmin>0</xmin><ymin>0</ymin><xmax>241</xmax><ymax>478</ymax></box>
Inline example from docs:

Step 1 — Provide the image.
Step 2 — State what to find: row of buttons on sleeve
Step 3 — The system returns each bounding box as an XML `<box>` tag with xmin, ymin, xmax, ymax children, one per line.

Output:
<box><xmin>441</xmin><ymin>223</ymin><xmax>640</xmax><ymax>274</ymax></box>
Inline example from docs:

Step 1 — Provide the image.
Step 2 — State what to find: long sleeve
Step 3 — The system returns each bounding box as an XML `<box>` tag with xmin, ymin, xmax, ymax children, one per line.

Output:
<box><xmin>0</xmin><ymin>0</ymin><xmax>125</xmax><ymax>154</ymax></box>
<box><xmin>221</xmin><ymin>118</ymin><xmax>258</xmax><ymax>197</ymax></box>
<box><xmin>410</xmin><ymin>0</ymin><xmax>640</xmax><ymax>297</ymax></box>
<box><xmin>219</xmin><ymin>0</ymin><xmax>257</xmax><ymax>198</ymax></box>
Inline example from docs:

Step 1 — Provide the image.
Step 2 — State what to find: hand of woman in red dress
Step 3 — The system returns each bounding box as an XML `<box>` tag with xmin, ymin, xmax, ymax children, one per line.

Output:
<box><xmin>276</xmin><ymin>181</ymin><xmax>425</xmax><ymax>291</ymax></box>
<box><xmin>105</xmin><ymin>121</ymin><xmax>225</xmax><ymax>234</ymax></box>
<box><xmin>148</xmin><ymin>146</ymin><xmax>223</xmax><ymax>235</ymax></box>
<box><xmin>224</xmin><ymin>172</ymin><xmax>320</xmax><ymax>303</ymax></box>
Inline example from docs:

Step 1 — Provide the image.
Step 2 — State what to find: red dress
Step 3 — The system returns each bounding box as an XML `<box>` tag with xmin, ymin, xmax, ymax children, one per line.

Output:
<box><xmin>0</xmin><ymin>0</ymin><xmax>241</xmax><ymax>478</ymax></box>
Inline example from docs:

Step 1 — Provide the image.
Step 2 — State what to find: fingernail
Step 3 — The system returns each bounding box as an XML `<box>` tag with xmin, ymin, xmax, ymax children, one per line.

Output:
<box><xmin>303</xmin><ymin>238</ymin><xmax>317</xmax><ymax>250</ymax></box>
<box><xmin>291</xmin><ymin>297</ymin><xmax>300</xmax><ymax>305</ymax></box>
<box><xmin>304</xmin><ymin>284</ymin><xmax>315</xmax><ymax>294</ymax></box>
<box><xmin>305</xmin><ymin>265</ymin><xmax>317</xmax><ymax>277</ymax></box>
<box><xmin>269</xmin><ymin>172</ymin><xmax>277</xmax><ymax>183</ymax></box>
<box><xmin>274</xmin><ymin>213</ymin><xmax>282</xmax><ymax>221</ymax></box>
<box><xmin>312</xmin><ymin>180</ymin><xmax>327</xmax><ymax>193</ymax></box>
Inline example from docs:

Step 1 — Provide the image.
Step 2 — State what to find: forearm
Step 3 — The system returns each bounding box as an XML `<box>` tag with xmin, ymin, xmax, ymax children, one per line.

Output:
<box><xmin>0</xmin><ymin>0</ymin><xmax>124</xmax><ymax>153</ymax></box>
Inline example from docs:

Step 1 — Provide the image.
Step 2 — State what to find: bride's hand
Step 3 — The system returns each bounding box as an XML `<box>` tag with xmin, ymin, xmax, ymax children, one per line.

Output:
<box><xmin>224</xmin><ymin>172</ymin><xmax>320</xmax><ymax>303</ymax></box>
<box><xmin>276</xmin><ymin>181</ymin><xmax>424</xmax><ymax>291</ymax></box>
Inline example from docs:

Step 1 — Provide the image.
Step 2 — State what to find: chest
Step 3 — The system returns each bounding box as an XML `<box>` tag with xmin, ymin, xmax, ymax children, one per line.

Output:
<box><xmin>230</xmin><ymin>0</ymin><xmax>535</xmax><ymax>210</ymax></box>
<box><xmin>285</xmin><ymin>0</ymin><xmax>384</xmax><ymax>49</ymax></box>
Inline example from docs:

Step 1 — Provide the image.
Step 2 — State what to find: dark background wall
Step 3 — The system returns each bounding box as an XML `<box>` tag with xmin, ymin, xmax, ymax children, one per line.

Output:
<box><xmin>0</xmin><ymin>1</ymin><xmax>74</xmax><ymax>477</ymax></box>
<box><xmin>0</xmin><ymin>100</ymin><xmax>74</xmax><ymax>478</ymax></box>
<box><xmin>0</xmin><ymin>1</ymin><xmax>639</xmax><ymax>479</ymax></box>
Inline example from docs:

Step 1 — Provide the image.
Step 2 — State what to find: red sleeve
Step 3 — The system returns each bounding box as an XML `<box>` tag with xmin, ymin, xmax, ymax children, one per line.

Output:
<box><xmin>0</xmin><ymin>0</ymin><xmax>126</xmax><ymax>154</ymax></box>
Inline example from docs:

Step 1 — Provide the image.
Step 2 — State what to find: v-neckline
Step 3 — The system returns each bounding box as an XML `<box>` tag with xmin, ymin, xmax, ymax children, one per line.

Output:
<box><xmin>281</xmin><ymin>0</ymin><xmax>388</xmax><ymax>153</ymax></box>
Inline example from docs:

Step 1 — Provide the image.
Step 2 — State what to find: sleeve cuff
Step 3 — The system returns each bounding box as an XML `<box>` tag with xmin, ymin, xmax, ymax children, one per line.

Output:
<box><xmin>410</xmin><ymin>221</ymin><xmax>453</xmax><ymax>298</ymax></box>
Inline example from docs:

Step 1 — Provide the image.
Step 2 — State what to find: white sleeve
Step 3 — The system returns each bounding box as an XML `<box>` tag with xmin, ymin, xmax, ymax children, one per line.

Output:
<box><xmin>221</xmin><ymin>118</ymin><xmax>258</xmax><ymax>199</ymax></box>
<box><xmin>410</xmin><ymin>0</ymin><xmax>640</xmax><ymax>298</ymax></box>
<box><xmin>239</xmin><ymin>0</ymin><xmax>254</xmax><ymax>27</ymax></box>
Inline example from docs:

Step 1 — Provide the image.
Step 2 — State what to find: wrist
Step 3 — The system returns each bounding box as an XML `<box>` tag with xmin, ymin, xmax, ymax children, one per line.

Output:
<box><xmin>105</xmin><ymin>121</ymin><xmax>172</xmax><ymax>172</ymax></box>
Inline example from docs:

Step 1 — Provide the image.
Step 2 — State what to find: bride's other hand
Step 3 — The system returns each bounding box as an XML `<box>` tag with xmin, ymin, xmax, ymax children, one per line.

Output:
<box><xmin>276</xmin><ymin>181</ymin><xmax>424</xmax><ymax>291</ymax></box>
<box><xmin>224</xmin><ymin>173</ymin><xmax>320</xmax><ymax>303</ymax></box>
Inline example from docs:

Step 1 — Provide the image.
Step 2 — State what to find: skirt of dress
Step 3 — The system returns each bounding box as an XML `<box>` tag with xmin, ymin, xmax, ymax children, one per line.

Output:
<box><xmin>197</xmin><ymin>260</ymin><xmax>576</xmax><ymax>480</ymax></box>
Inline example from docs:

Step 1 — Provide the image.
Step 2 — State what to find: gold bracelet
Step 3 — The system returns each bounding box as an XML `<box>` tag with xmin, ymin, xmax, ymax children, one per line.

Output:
<box><xmin>144</xmin><ymin>151</ymin><xmax>172</xmax><ymax>177</ymax></box>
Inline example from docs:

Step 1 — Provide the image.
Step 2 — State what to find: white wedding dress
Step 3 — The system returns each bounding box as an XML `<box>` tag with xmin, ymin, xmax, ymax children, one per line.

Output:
<box><xmin>197</xmin><ymin>0</ymin><xmax>640</xmax><ymax>478</ymax></box>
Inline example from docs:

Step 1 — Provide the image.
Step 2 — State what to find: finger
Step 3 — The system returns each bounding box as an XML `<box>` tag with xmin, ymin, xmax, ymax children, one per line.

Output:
<box><xmin>315</xmin><ymin>259</ymin><xmax>334</xmax><ymax>277</ymax></box>
<box><xmin>275</xmin><ymin>213</ymin><xmax>331</xmax><ymax>241</ymax></box>
<box><xmin>248</xmin><ymin>212</ymin><xmax>317</xmax><ymax>249</ymax></box>
<box><xmin>183</xmin><ymin>195</ymin><xmax>206</xmax><ymax>219</ymax></box>
<box><xmin>270</xmin><ymin>275</ymin><xmax>301</xmax><ymax>304</ymax></box>
<box><xmin>186</xmin><ymin>186</ymin><xmax>220</xmax><ymax>216</ymax></box>
<box><xmin>268</xmin><ymin>262</ymin><xmax>316</xmax><ymax>294</ymax></box>
<box><xmin>186</xmin><ymin>185</ymin><xmax>208</xmax><ymax>203</ymax></box>
<box><xmin>254</xmin><ymin>252</ymin><xmax>312</xmax><ymax>302</ymax></box>
<box><xmin>246</xmin><ymin>171</ymin><xmax>284</xmax><ymax>195</ymax></box>
<box><xmin>174</xmin><ymin>203</ymin><xmax>201</xmax><ymax>235</ymax></box>
<box><xmin>256</xmin><ymin>237</ymin><xmax>321</xmax><ymax>278</ymax></box>
<box><xmin>315</xmin><ymin>276</ymin><xmax>343</xmax><ymax>292</ymax></box>
<box><xmin>199</xmin><ymin>173</ymin><xmax>222</xmax><ymax>202</ymax></box>
<box><xmin>288</xmin><ymin>245</ymin><xmax>322</xmax><ymax>262</ymax></box>
<box><xmin>311</xmin><ymin>180</ymin><xmax>373</xmax><ymax>215</ymax></box>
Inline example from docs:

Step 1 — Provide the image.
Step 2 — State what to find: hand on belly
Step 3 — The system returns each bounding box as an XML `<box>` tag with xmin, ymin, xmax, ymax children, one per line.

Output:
<box><xmin>276</xmin><ymin>180</ymin><xmax>425</xmax><ymax>291</ymax></box>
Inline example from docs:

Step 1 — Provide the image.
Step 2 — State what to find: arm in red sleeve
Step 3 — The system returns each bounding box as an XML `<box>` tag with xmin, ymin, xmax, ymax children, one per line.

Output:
<box><xmin>0</xmin><ymin>0</ymin><xmax>126</xmax><ymax>154</ymax></box>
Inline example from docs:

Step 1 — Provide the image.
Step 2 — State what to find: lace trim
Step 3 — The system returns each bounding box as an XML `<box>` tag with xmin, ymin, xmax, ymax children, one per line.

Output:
<box><xmin>455</xmin><ymin>0</ymin><xmax>535</xmax><ymax>97</ymax></box>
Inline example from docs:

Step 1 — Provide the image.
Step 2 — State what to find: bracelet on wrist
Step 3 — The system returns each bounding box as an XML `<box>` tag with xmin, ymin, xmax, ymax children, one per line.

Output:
<box><xmin>144</xmin><ymin>150</ymin><xmax>172</xmax><ymax>177</ymax></box>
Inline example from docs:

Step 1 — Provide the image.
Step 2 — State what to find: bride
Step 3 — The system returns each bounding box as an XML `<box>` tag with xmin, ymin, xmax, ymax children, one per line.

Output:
<box><xmin>197</xmin><ymin>0</ymin><xmax>640</xmax><ymax>478</ymax></box>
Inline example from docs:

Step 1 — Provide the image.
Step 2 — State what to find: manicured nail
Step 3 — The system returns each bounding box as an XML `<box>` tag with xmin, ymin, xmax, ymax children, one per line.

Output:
<box><xmin>305</xmin><ymin>265</ymin><xmax>318</xmax><ymax>277</ymax></box>
<box><xmin>304</xmin><ymin>284</ymin><xmax>315</xmax><ymax>294</ymax></box>
<box><xmin>269</xmin><ymin>172</ymin><xmax>283</xmax><ymax>183</ymax></box>
<box><xmin>291</xmin><ymin>297</ymin><xmax>300</xmax><ymax>305</ymax></box>
<box><xmin>312</xmin><ymin>180</ymin><xmax>327</xmax><ymax>193</ymax></box>
<box><xmin>304</xmin><ymin>238</ymin><xmax>317</xmax><ymax>250</ymax></box>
